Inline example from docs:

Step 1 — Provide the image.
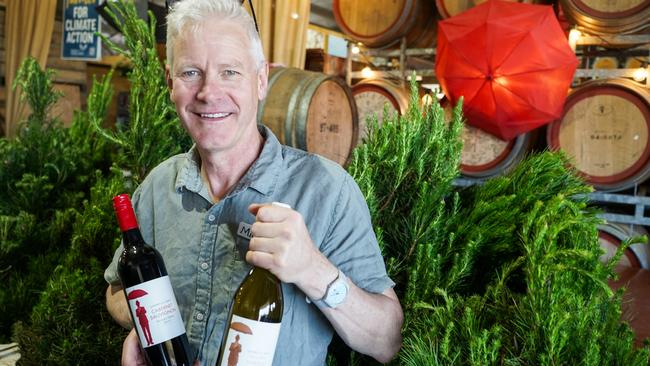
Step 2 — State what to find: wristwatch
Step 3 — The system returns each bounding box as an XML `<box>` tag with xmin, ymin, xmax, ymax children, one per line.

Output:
<box><xmin>311</xmin><ymin>270</ymin><xmax>349</xmax><ymax>308</ymax></box>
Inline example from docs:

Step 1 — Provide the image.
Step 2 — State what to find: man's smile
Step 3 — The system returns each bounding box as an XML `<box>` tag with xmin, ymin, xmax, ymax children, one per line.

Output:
<box><xmin>196</xmin><ymin>112</ymin><xmax>232</xmax><ymax>119</ymax></box>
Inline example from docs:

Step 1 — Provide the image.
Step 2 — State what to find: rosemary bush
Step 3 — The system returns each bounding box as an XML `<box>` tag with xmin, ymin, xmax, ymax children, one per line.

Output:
<box><xmin>8</xmin><ymin>1</ymin><xmax>190</xmax><ymax>363</ymax></box>
<box><xmin>0</xmin><ymin>58</ymin><xmax>111</xmax><ymax>342</ymax></box>
<box><xmin>347</xmin><ymin>78</ymin><xmax>649</xmax><ymax>365</ymax></box>
<box><xmin>3</xmin><ymin>0</ymin><xmax>648</xmax><ymax>364</ymax></box>
<box><xmin>95</xmin><ymin>0</ymin><xmax>191</xmax><ymax>181</ymax></box>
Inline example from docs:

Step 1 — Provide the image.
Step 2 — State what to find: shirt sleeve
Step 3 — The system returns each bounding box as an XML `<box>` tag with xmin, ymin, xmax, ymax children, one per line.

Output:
<box><xmin>104</xmin><ymin>241</ymin><xmax>124</xmax><ymax>285</ymax></box>
<box><xmin>319</xmin><ymin>173</ymin><xmax>394</xmax><ymax>294</ymax></box>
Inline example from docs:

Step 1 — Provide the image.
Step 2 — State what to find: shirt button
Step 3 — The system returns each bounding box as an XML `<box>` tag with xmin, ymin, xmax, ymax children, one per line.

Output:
<box><xmin>208</xmin><ymin>214</ymin><xmax>216</xmax><ymax>222</ymax></box>
<box><xmin>201</xmin><ymin>262</ymin><xmax>209</xmax><ymax>270</ymax></box>
<box><xmin>196</xmin><ymin>313</ymin><xmax>204</xmax><ymax>321</ymax></box>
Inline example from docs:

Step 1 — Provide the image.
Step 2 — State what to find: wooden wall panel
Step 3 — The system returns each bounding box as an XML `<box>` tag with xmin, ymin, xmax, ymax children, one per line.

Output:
<box><xmin>50</xmin><ymin>83</ymin><xmax>81</xmax><ymax>127</ymax></box>
<box><xmin>47</xmin><ymin>19</ymin><xmax>87</xmax><ymax>87</ymax></box>
<box><xmin>46</xmin><ymin>19</ymin><xmax>88</xmax><ymax>126</ymax></box>
<box><xmin>0</xmin><ymin>6</ymin><xmax>5</xmax><ymax>83</ymax></box>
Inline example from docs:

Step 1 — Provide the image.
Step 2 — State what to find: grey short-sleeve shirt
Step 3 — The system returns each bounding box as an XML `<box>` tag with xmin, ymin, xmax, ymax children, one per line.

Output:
<box><xmin>104</xmin><ymin>126</ymin><xmax>394</xmax><ymax>366</ymax></box>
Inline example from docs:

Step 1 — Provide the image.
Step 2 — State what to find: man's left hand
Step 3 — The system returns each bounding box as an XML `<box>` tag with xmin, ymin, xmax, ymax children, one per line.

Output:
<box><xmin>246</xmin><ymin>203</ymin><xmax>332</xmax><ymax>290</ymax></box>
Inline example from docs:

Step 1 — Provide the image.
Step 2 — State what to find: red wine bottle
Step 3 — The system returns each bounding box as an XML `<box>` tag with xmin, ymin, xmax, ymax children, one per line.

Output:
<box><xmin>113</xmin><ymin>194</ymin><xmax>192</xmax><ymax>366</ymax></box>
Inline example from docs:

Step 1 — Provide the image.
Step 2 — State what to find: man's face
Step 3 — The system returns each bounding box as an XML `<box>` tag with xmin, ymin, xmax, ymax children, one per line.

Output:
<box><xmin>167</xmin><ymin>19</ymin><xmax>267</xmax><ymax>154</ymax></box>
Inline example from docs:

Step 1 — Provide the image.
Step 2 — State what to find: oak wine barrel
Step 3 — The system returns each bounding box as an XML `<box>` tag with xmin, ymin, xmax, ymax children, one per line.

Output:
<box><xmin>591</xmin><ymin>56</ymin><xmax>618</xmax><ymax>70</ymax></box>
<box><xmin>599</xmin><ymin>222</ymin><xmax>649</xmax><ymax>269</ymax></box>
<box><xmin>352</xmin><ymin>79</ymin><xmax>410</xmax><ymax>146</ymax></box>
<box><xmin>546</xmin><ymin>78</ymin><xmax>650</xmax><ymax>192</ymax></box>
<box><xmin>332</xmin><ymin>0</ymin><xmax>437</xmax><ymax>48</ymax></box>
<box><xmin>559</xmin><ymin>0</ymin><xmax>650</xmax><ymax>35</ymax></box>
<box><xmin>258</xmin><ymin>67</ymin><xmax>358</xmax><ymax>166</ymax></box>
<box><xmin>460</xmin><ymin>126</ymin><xmax>535</xmax><ymax>179</ymax></box>
<box><xmin>435</xmin><ymin>0</ymin><xmax>543</xmax><ymax>19</ymax></box>
<box><xmin>441</xmin><ymin>98</ymin><xmax>534</xmax><ymax>179</ymax></box>
<box><xmin>624</xmin><ymin>56</ymin><xmax>647</xmax><ymax>69</ymax></box>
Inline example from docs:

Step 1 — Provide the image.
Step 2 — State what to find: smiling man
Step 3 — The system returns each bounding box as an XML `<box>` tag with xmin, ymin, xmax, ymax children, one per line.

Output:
<box><xmin>104</xmin><ymin>1</ymin><xmax>403</xmax><ymax>365</ymax></box>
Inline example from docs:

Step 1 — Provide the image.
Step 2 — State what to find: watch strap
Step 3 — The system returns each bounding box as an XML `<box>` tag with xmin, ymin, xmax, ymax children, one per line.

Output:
<box><xmin>308</xmin><ymin>269</ymin><xmax>348</xmax><ymax>308</ymax></box>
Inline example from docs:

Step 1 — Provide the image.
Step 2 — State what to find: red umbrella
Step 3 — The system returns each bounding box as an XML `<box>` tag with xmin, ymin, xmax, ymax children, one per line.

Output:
<box><xmin>436</xmin><ymin>0</ymin><xmax>578</xmax><ymax>140</ymax></box>
<box><xmin>230</xmin><ymin>322</ymin><xmax>253</xmax><ymax>335</ymax></box>
<box><xmin>127</xmin><ymin>289</ymin><xmax>148</xmax><ymax>300</ymax></box>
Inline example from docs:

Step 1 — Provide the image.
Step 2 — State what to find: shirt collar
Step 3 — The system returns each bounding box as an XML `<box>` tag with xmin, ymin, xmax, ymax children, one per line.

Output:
<box><xmin>175</xmin><ymin>125</ymin><xmax>282</xmax><ymax>197</ymax></box>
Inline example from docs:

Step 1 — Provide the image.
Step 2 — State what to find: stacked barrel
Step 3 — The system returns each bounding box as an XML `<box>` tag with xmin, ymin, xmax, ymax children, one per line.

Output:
<box><xmin>328</xmin><ymin>1</ymin><xmax>650</xmax><ymax>277</ymax></box>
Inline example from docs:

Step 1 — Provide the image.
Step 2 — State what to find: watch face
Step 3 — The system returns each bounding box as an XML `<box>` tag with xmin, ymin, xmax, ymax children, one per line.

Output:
<box><xmin>325</xmin><ymin>281</ymin><xmax>348</xmax><ymax>307</ymax></box>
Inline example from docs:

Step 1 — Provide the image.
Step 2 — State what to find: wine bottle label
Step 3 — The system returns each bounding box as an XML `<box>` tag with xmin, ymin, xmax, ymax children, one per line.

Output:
<box><xmin>125</xmin><ymin>276</ymin><xmax>186</xmax><ymax>348</ymax></box>
<box><xmin>219</xmin><ymin>314</ymin><xmax>281</xmax><ymax>366</ymax></box>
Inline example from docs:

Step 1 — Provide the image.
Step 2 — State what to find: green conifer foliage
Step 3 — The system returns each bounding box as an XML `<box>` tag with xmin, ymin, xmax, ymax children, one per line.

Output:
<box><xmin>347</xmin><ymin>78</ymin><xmax>649</xmax><ymax>365</ymax></box>
<box><xmin>95</xmin><ymin>0</ymin><xmax>191</xmax><ymax>182</ymax></box>
<box><xmin>3</xmin><ymin>0</ymin><xmax>649</xmax><ymax>363</ymax></box>
<box><xmin>347</xmin><ymin>79</ymin><xmax>464</xmax><ymax>281</ymax></box>
<box><xmin>7</xmin><ymin>1</ymin><xmax>191</xmax><ymax>362</ymax></box>
<box><xmin>13</xmin><ymin>175</ymin><xmax>127</xmax><ymax>365</ymax></box>
<box><xmin>0</xmin><ymin>58</ymin><xmax>112</xmax><ymax>342</ymax></box>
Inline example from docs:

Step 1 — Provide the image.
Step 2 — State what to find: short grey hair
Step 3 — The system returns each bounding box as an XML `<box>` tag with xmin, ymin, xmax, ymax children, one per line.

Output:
<box><xmin>166</xmin><ymin>0</ymin><xmax>265</xmax><ymax>69</ymax></box>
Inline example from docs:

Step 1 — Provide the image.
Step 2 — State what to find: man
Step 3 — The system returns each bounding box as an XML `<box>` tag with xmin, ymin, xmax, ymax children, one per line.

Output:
<box><xmin>104</xmin><ymin>0</ymin><xmax>403</xmax><ymax>365</ymax></box>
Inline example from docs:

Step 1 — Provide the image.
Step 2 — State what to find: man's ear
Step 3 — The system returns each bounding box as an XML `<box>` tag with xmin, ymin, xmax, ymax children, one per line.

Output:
<box><xmin>257</xmin><ymin>62</ymin><xmax>269</xmax><ymax>100</ymax></box>
<box><xmin>165</xmin><ymin>65</ymin><xmax>173</xmax><ymax>91</ymax></box>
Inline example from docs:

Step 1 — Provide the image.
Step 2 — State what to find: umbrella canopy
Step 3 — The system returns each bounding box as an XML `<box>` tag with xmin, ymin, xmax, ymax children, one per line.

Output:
<box><xmin>230</xmin><ymin>322</ymin><xmax>253</xmax><ymax>335</ymax></box>
<box><xmin>436</xmin><ymin>0</ymin><xmax>578</xmax><ymax>140</ymax></box>
<box><xmin>127</xmin><ymin>289</ymin><xmax>148</xmax><ymax>300</ymax></box>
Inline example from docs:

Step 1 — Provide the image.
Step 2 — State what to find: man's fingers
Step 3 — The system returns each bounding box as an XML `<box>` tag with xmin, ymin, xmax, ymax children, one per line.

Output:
<box><xmin>248</xmin><ymin>236</ymin><xmax>288</xmax><ymax>254</ymax></box>
<box><xmin>246</xmin><ymin>249</ymin><xmax>276</xmax><ymax>269</ymax></box>
<box><xmin>122</xmin><ymin>329</ymin><xmax>147</xmax><ymax>366</ymax></box>
<box><xmin>251</xmin><ymin>221</ymin><xmax>289</xmax><ymax>239</ymax></box>
<box><xmin>248</xmin><ymin>203</ymin><xmax>293</xmax><ymax>223</ymax></box>
<box><xmin>248</xmin><ymin>203</ymin><xmax>264</xmax><ymax>216</ymax></box>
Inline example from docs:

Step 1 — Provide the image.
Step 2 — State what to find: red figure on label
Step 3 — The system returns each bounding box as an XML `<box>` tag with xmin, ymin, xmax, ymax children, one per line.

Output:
<box><xmin>135</xmin><ymin>300</ymin><xmax>154</xmax><ymax>346</ymax></box>
<box><xmin>228</xmin><ymin>334</ymin><xmax>242</xmax><ymax>366</ymax></box>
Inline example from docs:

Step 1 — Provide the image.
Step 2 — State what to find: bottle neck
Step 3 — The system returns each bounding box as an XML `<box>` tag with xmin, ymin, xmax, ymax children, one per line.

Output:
<box><xmin>122</xmin><ymin>227</ymin><xmax>145</xmax><ymax>247</ymax></box>
<box><xmin>251</xmin><ymin>267</ymin><xmax>279</xmax><ymax>281</ymax></box>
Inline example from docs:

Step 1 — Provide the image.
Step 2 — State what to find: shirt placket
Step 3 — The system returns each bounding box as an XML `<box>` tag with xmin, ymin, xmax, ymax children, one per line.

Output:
<box><xmin>190</xmin><ymin>204</ymin><xmax>222</xmax><ymax>350</ymax></box>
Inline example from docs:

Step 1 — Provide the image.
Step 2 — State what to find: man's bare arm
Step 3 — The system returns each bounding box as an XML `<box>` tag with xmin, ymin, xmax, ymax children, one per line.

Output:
<box><xmin>106</xmin><ymin>284</ymin><xmax>133</xmax><ymax>329</ymax></box>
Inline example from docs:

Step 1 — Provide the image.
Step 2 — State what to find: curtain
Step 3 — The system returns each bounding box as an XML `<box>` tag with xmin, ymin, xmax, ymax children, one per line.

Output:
<box><xmin>244</xmin><ymin>0</ymin><xmax>310</xmax><ymax>69</ymax></box>
<box><xmin>4</xmin><ymin>0</ymin><xmax>57</xmax><ymax>138</ymax></box>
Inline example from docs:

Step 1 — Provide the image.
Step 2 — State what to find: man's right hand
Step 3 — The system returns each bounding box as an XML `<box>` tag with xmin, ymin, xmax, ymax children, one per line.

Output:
<box><xmin>122</xmin><ymin>328</ymin><xmax>147</xmax><ymax>366</ymax></box>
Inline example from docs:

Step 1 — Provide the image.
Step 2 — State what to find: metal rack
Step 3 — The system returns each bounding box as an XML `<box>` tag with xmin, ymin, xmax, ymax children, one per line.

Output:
<box><xmin>587</xmin><ymin>192</ymin><xmax>650</xmax><ymax>226</ymax></box>
<box><xmin>344</xmin><ymin>33</ymin><xmax>650</xmax><ymax>87</ymax></box>
<box><xmin>573</xmin><ymin>33</ymin><xmax>650</xmax><ymax>88</ymax></box>
<box><xmin>455</xmin><ymin>178</ymin><xmax>650</xmax><ymax>226</ymax></box>
<box><xmin>345</xmin><ymin>37</ymin><xmax>436</xmax><ymax>85</ymax></box>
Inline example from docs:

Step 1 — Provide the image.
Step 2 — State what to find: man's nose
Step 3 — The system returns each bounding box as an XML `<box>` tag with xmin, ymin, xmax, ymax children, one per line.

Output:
<box><xmin>196</xmin><ymin>75</ymin><xmax>225</xmax><ymax>101</ymax></box>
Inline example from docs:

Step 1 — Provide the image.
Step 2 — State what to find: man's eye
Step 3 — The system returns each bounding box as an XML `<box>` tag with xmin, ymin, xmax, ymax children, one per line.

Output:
<box><xmin>180</xmin><ymin>70</ymin><xmax>200</xmax><ymax>78</ymax></box>
<box><xmin>223</xmin><ymin>70</ymin><xmax>240</xmax><ymax>77</ymax></box>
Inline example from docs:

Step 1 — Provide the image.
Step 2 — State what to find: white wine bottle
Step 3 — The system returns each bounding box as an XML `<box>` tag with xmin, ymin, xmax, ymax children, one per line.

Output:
<box><xmin>216</xmin><ymin>203</ymin><xmax>287</xmax><ymax>366</ymax></box>
<box><xmin>217</xmin><ymin>267</ymin><xmax>283</xmax><ymax>366</ymax></box>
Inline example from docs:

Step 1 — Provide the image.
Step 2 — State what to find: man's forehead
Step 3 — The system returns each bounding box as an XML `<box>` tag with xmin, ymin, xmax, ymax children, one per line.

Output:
<box><xmin>182</xmin><ymin>18</ymin><xmax>248</xmax><ymax>38</ymax></box>
<box><xmin>175</xmin><ymin>22</ymin><xmax>249</xmax><ymax>50</ymax></box>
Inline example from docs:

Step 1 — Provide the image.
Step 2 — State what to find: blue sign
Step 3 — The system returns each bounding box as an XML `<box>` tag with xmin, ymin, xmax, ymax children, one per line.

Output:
<box><xmin>62</xmin><ymin>0</ymin><xmax>101</xmax><ymax>60</ymax></box>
